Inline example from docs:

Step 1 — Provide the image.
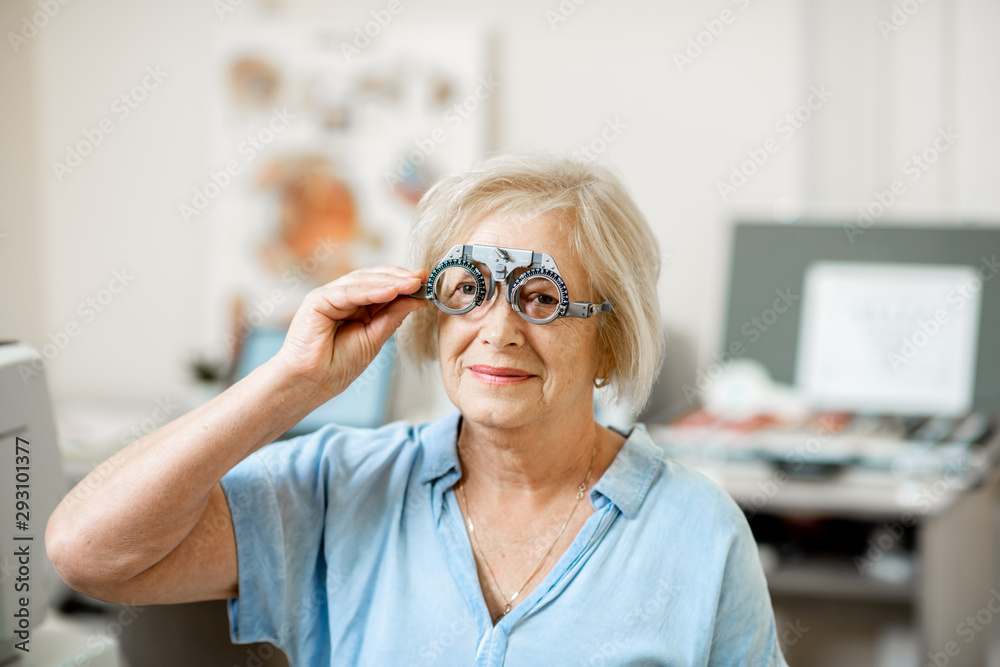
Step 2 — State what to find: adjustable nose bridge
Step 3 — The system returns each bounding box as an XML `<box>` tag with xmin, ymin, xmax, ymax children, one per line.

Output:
<box><xmin>488</xmin><ymin>246</ymin><xmax>514</xmax><ymax>283</ymax></box>
<box><xmin>481</xmin><ymin>246</ymin><xmax>519</xmax><ymax>312</ymax></box>
<box><xmin>477</xmin><ymin>276</ymin><xmax>525</xmax><ymax>348</ymax></box>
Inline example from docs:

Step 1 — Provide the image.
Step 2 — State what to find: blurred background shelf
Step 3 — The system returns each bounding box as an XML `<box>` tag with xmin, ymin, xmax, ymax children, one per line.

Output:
<box><xmin>765</xmin><ymin>556</ymin><xmax>915</xmax><ymax>604</ymax></box>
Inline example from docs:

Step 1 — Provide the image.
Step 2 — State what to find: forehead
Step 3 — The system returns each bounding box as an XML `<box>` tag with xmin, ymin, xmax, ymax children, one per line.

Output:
<box><xmin>459</xmin><ymin>209</ymin><xmax>580</xmax><ymax>273</ymax></box>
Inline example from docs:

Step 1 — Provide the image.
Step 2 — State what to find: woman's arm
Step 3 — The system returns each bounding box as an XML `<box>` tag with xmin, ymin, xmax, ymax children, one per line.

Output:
<box><xmin>44</xmin><ymin>267</ymin><xmax>427</xmax><ymax>605</ymax></box>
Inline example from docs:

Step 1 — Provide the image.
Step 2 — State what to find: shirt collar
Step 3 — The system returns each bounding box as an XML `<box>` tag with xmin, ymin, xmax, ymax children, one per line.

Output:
<box><xmin>416</xmin><ymin>409</ymin><xmax>464</xmax><ymax>485</ymax></box>
<box><xmin>416</xmin><ymin>409</ymin><xmax>662</xmax><ymax>520</ymax></box>
<box><xmin>589</xmin><ymin>422</ymin><xmax>662</xmax><ymax>519</ymax></box>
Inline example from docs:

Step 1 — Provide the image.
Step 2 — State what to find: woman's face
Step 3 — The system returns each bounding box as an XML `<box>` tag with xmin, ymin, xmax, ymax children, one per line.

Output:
<box><xmin>436</xmin><ymin>210</ymin><xmax>604</xmax><ymax>429</ymax></box>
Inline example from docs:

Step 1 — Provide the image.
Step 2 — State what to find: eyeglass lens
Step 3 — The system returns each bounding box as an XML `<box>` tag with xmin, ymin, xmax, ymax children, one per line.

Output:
<box><xmin>433</xmin><ymin>265</ymin><xmax>478</xmax><ymax>311</ymax></box>
<box><xmin>515</xmin><ymin>275</ymin><xmax>561</xmax><ymax>321</ymax></box>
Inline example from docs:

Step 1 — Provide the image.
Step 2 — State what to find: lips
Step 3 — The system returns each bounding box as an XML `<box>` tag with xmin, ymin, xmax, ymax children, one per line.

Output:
<box><xmin>467</xmin><ymin>365</ymin><xmax>534</xmax><ymax>385</ymax></box>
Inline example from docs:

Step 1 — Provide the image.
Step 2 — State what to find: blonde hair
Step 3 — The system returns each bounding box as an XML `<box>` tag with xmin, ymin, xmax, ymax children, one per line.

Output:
<box><xmin>399</xmin><ymin>153</ymin><xmax>664</xmax><ymax>417</ymax></box>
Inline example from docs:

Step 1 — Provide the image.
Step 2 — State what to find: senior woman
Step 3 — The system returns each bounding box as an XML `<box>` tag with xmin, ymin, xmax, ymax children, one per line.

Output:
<box><xmin>47</xmin><ymin>154</ymin><xmax>788</xmax><ymax>666</ymax></box>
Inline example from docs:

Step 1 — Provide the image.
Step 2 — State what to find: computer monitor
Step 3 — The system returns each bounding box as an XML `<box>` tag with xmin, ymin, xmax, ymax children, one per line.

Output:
<box><xmin>0</xmin><ymin>342</ymin><xmax>65</xmax><ymax>664</ymax></box>
<box><xmin>232</xmin><ymin>328</ymin><xmax>396</xmax><ymax>437</ymax></box>
<box><xmin>720</xmin><ymin>222</ymin><xmax>1000</xmax><ymax>414</ymax></box>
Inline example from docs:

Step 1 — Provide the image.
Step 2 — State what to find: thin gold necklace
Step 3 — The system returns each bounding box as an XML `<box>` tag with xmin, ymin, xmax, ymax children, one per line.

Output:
<box><xmin>456</xmin><ymin>439</ymin><xmax>598</xmax><ymax>619</ymax></box>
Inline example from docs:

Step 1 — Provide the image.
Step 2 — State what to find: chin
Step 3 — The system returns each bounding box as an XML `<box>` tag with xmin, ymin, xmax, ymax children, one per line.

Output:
<box><xmin>456</xmin><ymin>393</ymin><xmax>542</xmax><ymax>429</ymax></box>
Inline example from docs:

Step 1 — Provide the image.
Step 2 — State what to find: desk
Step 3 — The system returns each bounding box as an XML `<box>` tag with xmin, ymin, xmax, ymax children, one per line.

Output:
<box><xmin>650</xmin><ymin>426</ymin><xmax>1000</xmax><ymax>667</ymax></box>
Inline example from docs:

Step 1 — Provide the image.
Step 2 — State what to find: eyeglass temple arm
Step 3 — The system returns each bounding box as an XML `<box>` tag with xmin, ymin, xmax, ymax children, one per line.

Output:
<box><xmin>564</xmin><ymin>300</ymin><xmax>613</xmax><ymax>319</ymax></box>
<box><xmin>404</xmin><ymin>284</ymin><xmax>430</xmax><ymax>300</ymax></box>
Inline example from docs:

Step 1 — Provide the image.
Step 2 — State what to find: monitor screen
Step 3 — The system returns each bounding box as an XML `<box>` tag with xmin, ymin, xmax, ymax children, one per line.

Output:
<box><xmin>721</xmin><ymin>222</ymin><xmax>1000</xmax><ymax>414</ymax></box>
<box><xmin>233</xmin><ymin>328</ymin><xmax>396</xmax><ymax>437</ymax></box>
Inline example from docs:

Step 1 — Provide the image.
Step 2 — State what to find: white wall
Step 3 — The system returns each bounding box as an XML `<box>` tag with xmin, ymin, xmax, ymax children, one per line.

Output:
<box><xmin>3</xmin><ymin>0</ymin><xmax>999</xmax><ymax>423</ymax></box>
<box><xmin>0</xmin><ymin>0</ymin><xmax>43</xmax><ymax>348</ymax></box>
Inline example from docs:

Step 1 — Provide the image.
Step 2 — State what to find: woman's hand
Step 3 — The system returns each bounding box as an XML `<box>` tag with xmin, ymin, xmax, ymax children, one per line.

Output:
<box><xmin>272</xmin><ymin>266</ymin><xmax>429</xmax><ymax>400</ymax></box>
<box><xmin>45</xmin><ymin>267</ymin><xmax>429</xmax><ymax>606</ymax></box>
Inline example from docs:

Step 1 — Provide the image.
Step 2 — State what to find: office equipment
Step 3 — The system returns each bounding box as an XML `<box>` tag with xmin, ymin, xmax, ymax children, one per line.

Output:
<box><xmin>720</xmin><ymin>222</ymin><xmax>1000</xmax><ymax>414</ymax></box>
<box><xmin>665</xmin><ymin>221</ymin><xmax>1000</xmax><ymax>665</ymax></box>
<box><xmin>0</xmin><ymin>342</ymin><xmax>67</xmax><ymax>665</ymax></box>
<box><xmin>232</xmin><ymin>328</ymin><xmax>396</xmax><ymax>436</ymax></box>
<box><xmin>656</xmin><ymin>431</ymin><xmax>1000</xmax><ymax>666</ymax></box>
<box><xmin>796</xmin><ymin>262</ymin><xmax>982</xmax><ymax>414</ymax></box>
<box><xmin>652</xmin><ymin>410</ymin><xmax>998</xmax><ymax>475</ymax></box>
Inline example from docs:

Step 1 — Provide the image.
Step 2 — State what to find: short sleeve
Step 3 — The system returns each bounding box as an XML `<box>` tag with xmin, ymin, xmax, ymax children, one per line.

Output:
<box><xmin>218</xmin><ymin>428</ymin><xmax>332</xmax><ymax>649</ymax></box>
<box><xmin>708</xmin><ymin>516</ymin><xmax>789</xmax><ymax>666</ymax></box>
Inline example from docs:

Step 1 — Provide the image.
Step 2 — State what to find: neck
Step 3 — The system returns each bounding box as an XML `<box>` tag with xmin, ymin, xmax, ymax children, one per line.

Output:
<box><xmin>455</xmin><ymin>406</ymin><xmax>617</xmax><ymax>512</ymax></box>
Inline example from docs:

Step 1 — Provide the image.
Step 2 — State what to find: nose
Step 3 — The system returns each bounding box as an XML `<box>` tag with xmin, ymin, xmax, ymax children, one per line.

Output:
<box><xmin>476</xmin><ymin>284</ymin><xmax>525</xmax><ymax>350</ymax></box>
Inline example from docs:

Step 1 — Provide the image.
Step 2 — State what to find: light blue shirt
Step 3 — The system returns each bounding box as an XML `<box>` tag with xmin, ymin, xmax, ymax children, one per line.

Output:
<box><xmin>220</xmin><ymin>409</ymin><xmax>789</xmax><ymax>666</ymax></box>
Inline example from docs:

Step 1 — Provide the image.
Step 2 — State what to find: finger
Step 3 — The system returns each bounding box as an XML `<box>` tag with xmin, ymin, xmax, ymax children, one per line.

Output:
<box><xmin>369</xmin><ymin>265</ymin><xmax>425</xmax><ymax>279</ymax></box>
<box><xmin>316</xmin><ymin>273</ymin><xmax>424</xmax><ymax>303</ymax></box>
<box><xmin>367</xmin><ymin>300</ymin><xmax>392</xmax><ymax>318</ymax></box>
<box><xmin>365</xmin><ymin>292</ymin><xmax>430</xmax><ymax>345</ymax></box>
<box><xmin>340</xmin><ymin>274</ymin><xmax>424</xmax><ymax>296</ymax></box>
<box><xmin>311</xmin><ymin>277</ymin><xmax>422</xmax><ymax>321</ymax></box>
<box><xmin>329</xmin><ymin>271</ymin><xmax>416</xmax><ymax>289</ymax></box>
<box><xmin>397</xmin><ymin>275</ymin><xmax>427</xmax><ymax>296</ymax></box>
<box><xmin>335</xmin><ymin>266</ymin><xmax>423</xmax><ymax>285</ymax></box>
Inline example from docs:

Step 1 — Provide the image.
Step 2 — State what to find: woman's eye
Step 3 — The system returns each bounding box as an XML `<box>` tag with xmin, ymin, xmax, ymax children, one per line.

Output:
<box><xmin>458</xmin><ymin>283</ymin><xmax>476</xmax><ymax>295</ymax></box>
<box><xmin>527</xmin><ymin>292</ymin><xmax>557</xmax><ymax>305</ymax></box>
